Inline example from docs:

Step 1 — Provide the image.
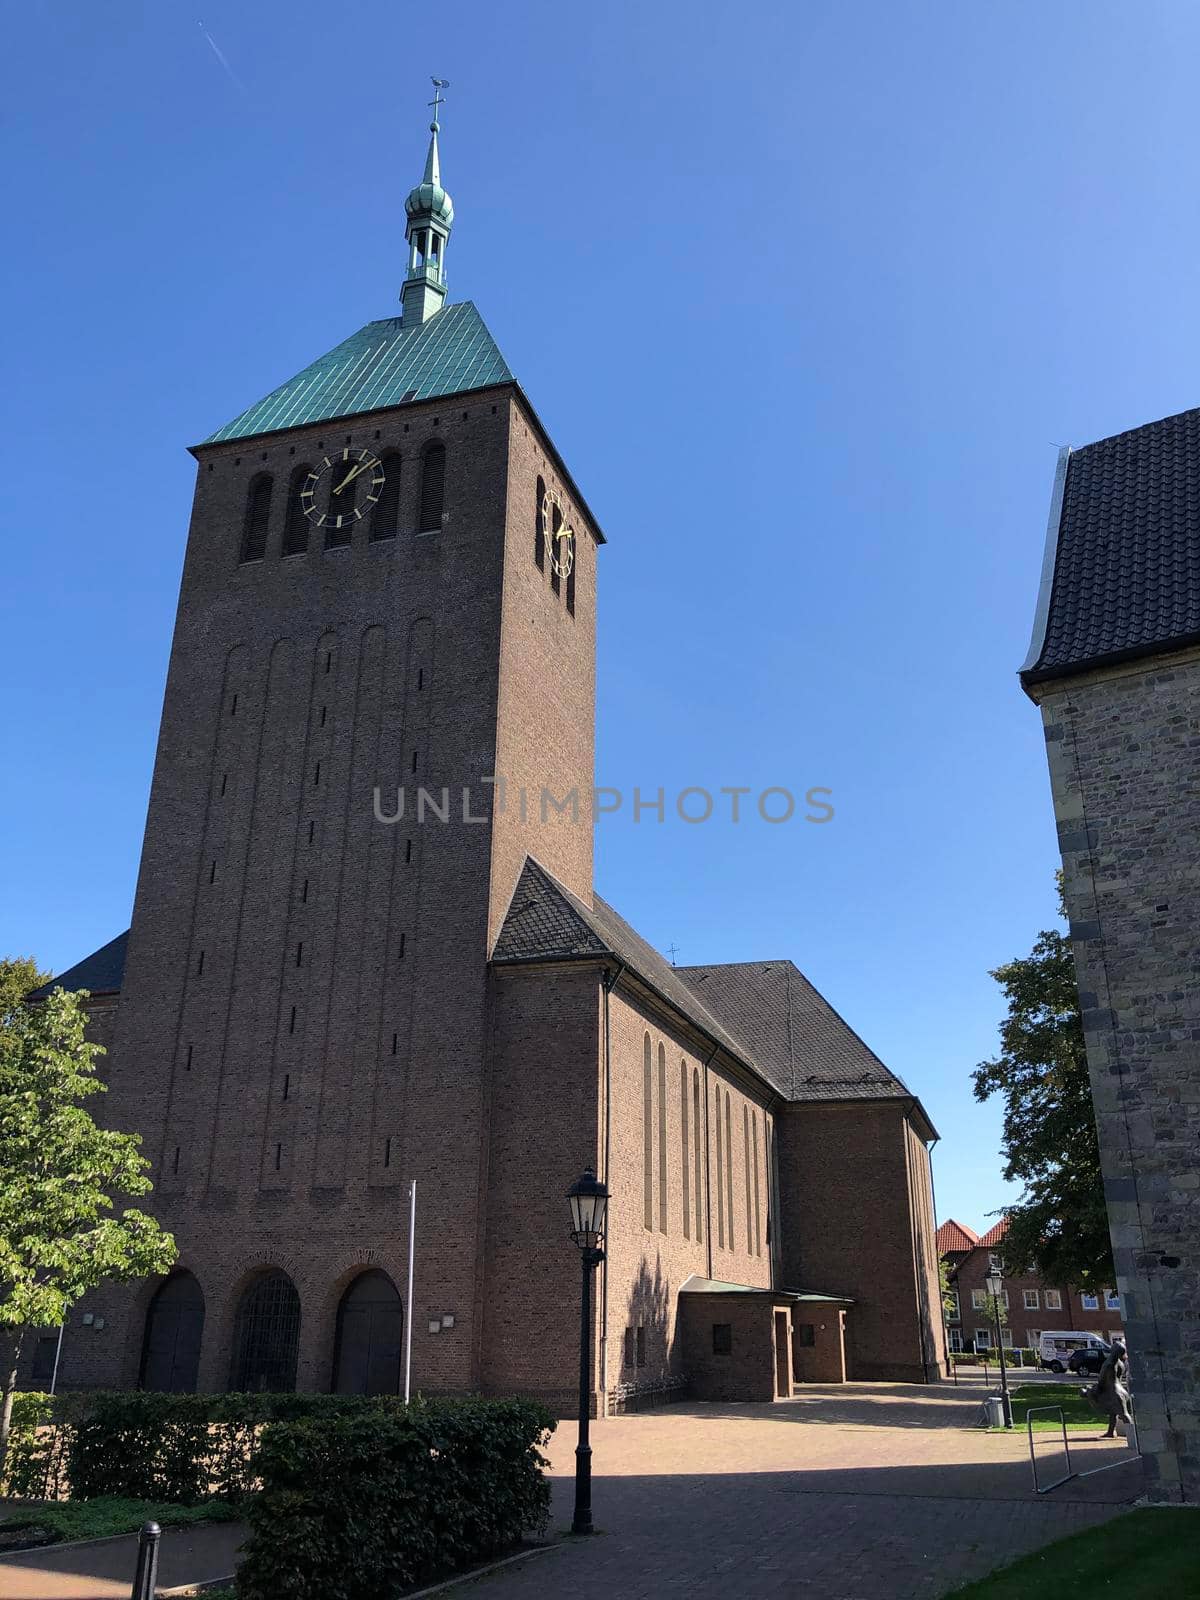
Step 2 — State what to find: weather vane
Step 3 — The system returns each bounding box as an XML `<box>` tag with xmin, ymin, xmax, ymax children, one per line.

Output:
<box><xmin>429</xmin><ymin>76</ymin><xmax>450</xmax><ymax>127</ymax></box>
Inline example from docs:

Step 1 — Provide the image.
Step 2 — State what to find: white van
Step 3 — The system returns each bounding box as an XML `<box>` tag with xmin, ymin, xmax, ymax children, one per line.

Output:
<box><xmin>1038</xmin><ymin>1330</ymin><xmax>1108</xmax><ymax>1372</ymax></box>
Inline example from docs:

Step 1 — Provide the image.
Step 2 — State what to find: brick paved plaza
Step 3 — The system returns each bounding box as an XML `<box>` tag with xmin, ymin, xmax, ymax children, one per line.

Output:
<box><xmin>470</xmin><ymin>1382</ymin><xmax>1143</xmax><ymax>1600</ymax></box>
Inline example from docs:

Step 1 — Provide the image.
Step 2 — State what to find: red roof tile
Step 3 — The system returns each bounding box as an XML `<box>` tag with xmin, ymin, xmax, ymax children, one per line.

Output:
<box><xmin>936</xmin><ymin>1219</ymin><xmax>980</xmax><ymax>1254</ymax></box>
<box><xmin>977</xmin><ymin>1218</ymin><xmax>1010</xmax><ymax>1248</ymax></box>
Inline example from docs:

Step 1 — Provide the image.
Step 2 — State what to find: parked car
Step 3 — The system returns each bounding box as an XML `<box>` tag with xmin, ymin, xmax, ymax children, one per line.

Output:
<box><xmin>1068</xmin><ymin>1342</ymin><xmax>1112</xmax><ymax>1376</ymax></box>
<box><xmin>1037</xmin><ymin>1330</ymin><xmax>1109</xmax><ymax>1373</ymax></box>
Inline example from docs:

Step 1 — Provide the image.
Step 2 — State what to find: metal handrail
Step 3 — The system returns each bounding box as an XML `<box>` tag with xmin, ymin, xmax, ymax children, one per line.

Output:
<box><xmin>1027</xmin><ymin>1404</ymin><xmax>1072</xmax><ymax>1493</ymax></box>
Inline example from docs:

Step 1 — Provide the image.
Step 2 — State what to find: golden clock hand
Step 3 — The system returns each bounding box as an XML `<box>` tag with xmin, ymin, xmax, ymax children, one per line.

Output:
<box><xmin>333</xmin><ymin>459</ymin><xmax>371</xmax><ymax>495</ymax></box>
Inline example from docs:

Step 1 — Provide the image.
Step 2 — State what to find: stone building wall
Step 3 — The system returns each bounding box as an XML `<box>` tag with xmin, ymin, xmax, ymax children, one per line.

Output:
<box><xmin>1033</xmin><ymin>646</ymin><xmax>1200</xmax><ymax>1502</ymax></box>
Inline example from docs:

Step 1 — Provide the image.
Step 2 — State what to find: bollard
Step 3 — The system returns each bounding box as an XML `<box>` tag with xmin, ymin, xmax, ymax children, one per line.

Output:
<box><xmin>131</xmin><ymin>1521</ymin><xmax>161</xmax><ymax>1600</ymax></box>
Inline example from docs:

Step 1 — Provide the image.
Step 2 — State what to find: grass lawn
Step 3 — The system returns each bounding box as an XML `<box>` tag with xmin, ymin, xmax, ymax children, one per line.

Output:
<box><xmin>944</xmin><ymin>1507</ymin><xmax>1200</xmax><ymax>1598</ymax></box>
<box><xmin>987</xmin><ymin>1382</ymin><xmax>1107</xmax><ymax>1432</ymax></box>
<box><xmin>0</xmin><ymin>1495</ymin><xmax>238</xmax><ymax>1546</ymax></box>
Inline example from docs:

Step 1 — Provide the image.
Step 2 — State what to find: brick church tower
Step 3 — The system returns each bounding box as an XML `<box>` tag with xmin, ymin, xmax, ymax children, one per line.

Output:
<box><xmin>37</xmin><ymin>107</ymin><xmax>602</xmax><ymax>1396</ymax></box>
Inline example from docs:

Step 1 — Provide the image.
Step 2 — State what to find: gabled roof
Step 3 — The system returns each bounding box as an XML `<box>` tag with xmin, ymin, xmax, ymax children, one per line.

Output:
<box><xmin>977</xmin><ymin>1218</ymin><xmax>1010</xmax><ymax>1249</ymax></box>
<box><xmin>27</xmin><ymin>931</ymin><xmax>129</xmax><ymax>1000</ymax></box>
<box><xmin>492</xmin><ymin>859</ymin><xmax>754</xmax><ymax>1071</ymax></box>
<box><xmin>677</xmin><ymin>960</ymin><xmax>915</xmax><ymax>1108</ymax></box>
<box><xmin>201</xmin><ymin>301</ymin><xmax>514</xmax><ymax>446</ymax></box>
<box><xmin>1022</xmin><ymin>408</ymin><xmax>1200</xmax><ymax>684</ymax></box>
<box><xmin>936</xmin><ymin>1219</ymin><xmax>980</xmax><ymax>1255</ymax></box>
<box><xmin>492</xmin><ymin>858</ymin><xmax>933</xmax><ymax>1130</ymax></box>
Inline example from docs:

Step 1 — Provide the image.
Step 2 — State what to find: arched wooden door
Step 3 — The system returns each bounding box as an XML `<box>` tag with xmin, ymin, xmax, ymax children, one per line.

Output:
<box><xmin>332</xmin><ymin>1270</ymin><xmax>403</xmax><ymax>1395</ymax></box>
<box><xmin>140</xmin><ymin>1271</ymin><xmax>205</xmax><ymax>1392</ymax></box>
<box><xmin>229</xmin><ymin>1270</ymin><xmax>301</xmax><ymax>1392</ymax></box>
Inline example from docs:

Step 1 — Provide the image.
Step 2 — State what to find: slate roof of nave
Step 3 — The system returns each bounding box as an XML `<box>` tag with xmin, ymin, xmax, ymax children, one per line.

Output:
<box><xmin>26</xmin><ymin>931</ymin><xmax>129</xmax><ymax>1000</ymax></box>
<box><xmin>492</xmin><ymin>858</ymin><xmax>930</xmax><ymax>1122</ymax></box>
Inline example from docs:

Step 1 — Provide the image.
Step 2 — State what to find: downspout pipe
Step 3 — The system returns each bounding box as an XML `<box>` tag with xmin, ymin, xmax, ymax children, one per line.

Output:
<box><xmin>925</xmin><ymin>1130</ymin><xmax>947</xmax><ymax>1380</ymax></box>
<box><xmin>599</xmin><ymin>962</ymin><xmax>624</xmax><ymax>1411</ymax></box>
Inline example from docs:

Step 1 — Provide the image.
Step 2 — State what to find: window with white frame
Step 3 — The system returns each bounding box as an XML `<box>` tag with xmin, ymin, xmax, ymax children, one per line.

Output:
<box><xmin>1081</xmin><ymin>1292</ymin><xmax>1099</xmax><ymax>1311</ymax></box>
<box><xmin>975</xmin><ymin>1328</ymin><xmax>991</xmax><ymax>1350</ymax></box>
<box><xmin>947</xmin><ymin>1290</ymin><xmax>960</xmax><ymax>1322</ymax></box>
<box><xmin>1000</xmin><ymin>1290</ymin><xmax>1009</xmax><ymax>1308</ymax></box>
<box><xmin>948</xmin><ymin>1328</ymin><xmax>963</xmax><ymax>1352</ymax></box>
<box><xmin>999</xmin><ymin>1327</ymin><xmax>1013</xmax><ymax>1347</ymax></box>
<box><xmin>1027</xmin><ymin>1329</ymin><xmax>1041</xmax><ymax>1347</ymax></box>
<box><xmin>971</xmin><ymin>1289</ymin><xmax>986</xmax><ymax>1309</ymax></box>
<box><xmin>988</xmin><ymin>1253</ymin><xmax>1003</xmax><ymax>1272</ymax></box>
<box><xmin>1108</xmin><ymin>1330</ymin><xmax>1123</xmax><ymax>1344</ymax></box>
<box><xmin>1045</xmin><ymin>1289</ymin><xmax>1062</xmax><ymax>1310</ymax></box>
<box><xmin>1105</xmin><ymin>1290</ymin><xmax>1121</xmax><ymax>1311</ymax></box>
<box><xmin>1024</xmin><ymin>1289</ymin><xmax>1039</xmax><ymax>1310</ymax></box>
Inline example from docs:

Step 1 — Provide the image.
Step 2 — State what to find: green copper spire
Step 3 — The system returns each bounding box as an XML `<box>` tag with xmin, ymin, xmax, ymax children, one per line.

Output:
<box><xmin>402</xmin><ymin>79</ymin><xmax>454</xmax><ymax>325</ymax></box>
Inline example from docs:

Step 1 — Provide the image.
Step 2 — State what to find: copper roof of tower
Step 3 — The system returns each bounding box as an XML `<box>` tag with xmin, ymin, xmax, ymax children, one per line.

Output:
<box><xmin>1022</xmin><ymin>406</ymin><xmax>1200</xmax><ymax>685</ymax></box>
<box><xmin>200</xmin><ymin>301</ymin><xmax>513</xmax><ymax>446</ymax></box>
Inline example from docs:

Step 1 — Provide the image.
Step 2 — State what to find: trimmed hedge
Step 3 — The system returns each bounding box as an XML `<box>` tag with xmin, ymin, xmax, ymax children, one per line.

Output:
<box><xmin>237</xmin><ymin>1397</ymin><xmax>555</xmax><ymax>1600</ymax></box>
<box><xmin>1</xmin><ymin>1391</ymin><xmax>412</xmax><ymax>1503</ymax></box>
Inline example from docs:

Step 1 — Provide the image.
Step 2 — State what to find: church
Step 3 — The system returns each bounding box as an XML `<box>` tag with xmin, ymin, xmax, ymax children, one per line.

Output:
<box><xmin>27</xmin><ymin>110</ymin><xmax>945</xmax><ymax>1411</ymax></box>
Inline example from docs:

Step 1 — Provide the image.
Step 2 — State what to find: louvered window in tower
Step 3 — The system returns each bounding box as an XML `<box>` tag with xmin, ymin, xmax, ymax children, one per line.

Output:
<box><xmin>371</xmin><ymin>453</ymin><xmax>402</xmax><ymax>542</ymax></box>
<box><xmin>550</xmin><ymin>502</ymin><xmax>562</xmax><ymax>595</ymax></box>
<box><xmin>535</xmin><ymin>475</ymin><xmax>546</xmax><ymax>569</ymax></box>
<box><xmin>419</xmin><ymin>442</ymin><xmax>445</xmax><ymax>532</ymax></box>
<box><xmin>283</xmin><ymin>467</ymin><xmax>312</xmax><ymax>557</ymax></box>
<box><xmin>325</xmin><ymin>460</ymin><xmax>355</xmax><ymax>550</ymax></box>
<box><xmin>240</xmin><ymin>474</ymin><xmax>272</xmax><ymax>563</ymax></box>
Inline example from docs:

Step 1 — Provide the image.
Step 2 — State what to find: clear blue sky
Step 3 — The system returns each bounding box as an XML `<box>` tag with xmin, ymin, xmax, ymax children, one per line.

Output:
<box><xmin>4</xmin><ymin>1</ymin><xmax>1197</xmax><ymax>1230</ymax></box>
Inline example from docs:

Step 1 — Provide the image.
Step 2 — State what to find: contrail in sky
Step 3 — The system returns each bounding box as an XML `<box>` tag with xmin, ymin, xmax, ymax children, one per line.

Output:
<box><xmin>197</xmin><ymin>20</ymin><xmax>246</xmax><ymax>94</ymax></box>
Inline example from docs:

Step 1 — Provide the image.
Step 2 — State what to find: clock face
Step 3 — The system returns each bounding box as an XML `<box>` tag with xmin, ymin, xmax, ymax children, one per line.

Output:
<box><xmin>301</xmin><ymin>449</ymin><xmax>385</xmax><ymax>529</ymax></box>
<box><xmin>542</xmin><ymin>487</ymin><xmax>575</xmax><ymax>579</ymax></box>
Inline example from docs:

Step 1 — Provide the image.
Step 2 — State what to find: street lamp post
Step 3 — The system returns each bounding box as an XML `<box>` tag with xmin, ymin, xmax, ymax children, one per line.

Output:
<box><xmin>985</xmin><ymin>1272</ymin><xmax>1013</xmax><ymax>1427</ymax></box>
<box><xmin>567</xmin><ymin>1166</ymin><xmax>609</xmax><ymax>1536</ymax></box>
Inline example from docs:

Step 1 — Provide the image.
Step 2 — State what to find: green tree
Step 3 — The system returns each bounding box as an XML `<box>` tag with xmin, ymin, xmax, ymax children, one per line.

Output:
<box><xmin>0</xmin><ymin>981</ymin><xmax>176</xmax><ymax>1474</ymax></box>
<box><xmin>939</xmin><ymin>1256</ymin><xmax>957</xmax><ymax>1320</ymax></box>
<box><xmin>0</xmin><ymin>957</ymin><xmax>50</xmax><ymax>1046</ymax></box>
<box><xmin>973</xmin><ymin>877</ymin><xmax>1114</xmax><ymax>1292</ymax></box>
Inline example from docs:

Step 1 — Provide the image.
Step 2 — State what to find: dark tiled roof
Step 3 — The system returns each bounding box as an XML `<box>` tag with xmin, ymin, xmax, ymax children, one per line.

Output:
<box><xmin>677</xmin><ymin>961</ymin><xmax>914</xmax><ymax>1106</ymax></box>
<box><xmin>1023</xmin><ymin>408</ymin><xmax>1200</xmax><ymax>683</ymax></box>
<box><xmin>28</xmin><ymin>931</ymin><xmax>129</xmax><ymax>1000</ymax></box>
<box><xmin>492</xmin><ymin>859</ymin><xmax>928</xmax><ymax>1125</ymax></box>
<box><xmin>492</xmin><ymin>860</ymin><xmax>754</xmax><ymax>1070</ymax></box>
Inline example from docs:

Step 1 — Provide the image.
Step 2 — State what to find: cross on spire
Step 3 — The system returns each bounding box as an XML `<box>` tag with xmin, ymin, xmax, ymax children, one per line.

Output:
<box><xmin>429</xmin><ymin>76</ymin><xmax>450</xmax><ymax>130</ymax></box>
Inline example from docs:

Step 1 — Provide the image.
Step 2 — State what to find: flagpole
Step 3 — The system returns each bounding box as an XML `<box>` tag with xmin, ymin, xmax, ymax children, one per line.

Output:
<box><xmin>404</xmin><ymin>1178</ymin><xmax>416</xmax><ymax>1403</ymax></box>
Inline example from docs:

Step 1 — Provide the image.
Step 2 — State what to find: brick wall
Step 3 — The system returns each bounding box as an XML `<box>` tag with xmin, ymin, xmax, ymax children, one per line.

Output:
<box><xmin>776</xmin><ymin>1101</ymin><xmax>944</xmax><ymax>1382</ymax></box>
<box><xmin>791</xmin><ymin>1305</ymin><xmax>848</xmax><ymax>1383</ymax></box>
<box><xmin>488</xmin><ymin>397</ymin><xmax>597</xmax><ymax>941</ymax></box>
<box><xmin>479</xmin><ymin>963</ymin><xmax>602</xmax><ymax>1414</ymax></box>
<box><xmin>678</xmin><ymin>1294</ymin><xmax>786</xmax><ymax>1403</ymax></box>
<box><xmin>1033</xmin><ymin>648</ymin><xmax>1200</xmax><ymax>1502</ymax></box>
<box><xmin>603</xmin><ymin>985</ymin><xmax>775</xmax><ymax>1411</ymax></box>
